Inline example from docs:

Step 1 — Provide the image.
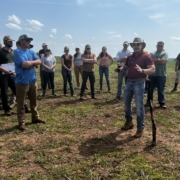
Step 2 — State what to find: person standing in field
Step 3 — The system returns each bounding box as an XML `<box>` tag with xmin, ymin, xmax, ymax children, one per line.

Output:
<box><xmin>41</xmin><ymin>49</ymin><xmax>56</xmax><ymax>96</ymax></box>
<box><xmin>96</xmin><ymin>46</ymin><xmax>114</xmax><ymax>93</ymax></box>
<box><xmin>114</xmin><ymin>41</ymin><xmax>132</xmax><ymax>100</ymax></box>
<box><xmin>0</xmin><ymin>35</ymin><xmax>16</xmax><ymax>116</ymax></box>
<box><xmin>171</xmin><ymin>53</ymin><xmax>180</xmax><ymax>92</ymax></box>
<box><xmin>79</xmin><ymin>44</ymin><xmax>97</xmax><ymax>100</ymax></box>
<box><xmin>61</xmin><ymin>46</ymin><xmax>75</xmax><ymax>96</ymax></box>
<box><xmin>119</xmin><ymin>37</ymin><xmax>155</xmax><ymax>138</ymax></box>
<box><xmin>14</xmin><ymin>34</ymin><xmax>46</xmax><ymax>131</ymax></box>
<box><xmin>39</xmin><ymin>43</ymin><xmax>51</xmax><ymax>90</ymax></box>
<box><xmin>145</xmin><ymin>41</ymin><xmax>168</xmax><ymax>109</ymax></box>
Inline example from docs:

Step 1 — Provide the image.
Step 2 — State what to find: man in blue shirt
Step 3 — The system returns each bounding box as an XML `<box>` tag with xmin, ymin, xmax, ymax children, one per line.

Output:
<box><xmin>14</xmin><ymin>34</ymin><xmax>46</xmax><ymax>131</ymax></box>
<box><xmin>114</xmin><ymin>41</ymin><xmax>132</xmax><ymax>100</ymax></box>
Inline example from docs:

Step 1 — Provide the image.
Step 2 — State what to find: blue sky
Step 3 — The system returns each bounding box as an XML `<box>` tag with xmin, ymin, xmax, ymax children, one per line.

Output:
<box><xmin>0</xmin><ymin>0</ymin><xmax>180</xmax><ymax>58</ymax></box>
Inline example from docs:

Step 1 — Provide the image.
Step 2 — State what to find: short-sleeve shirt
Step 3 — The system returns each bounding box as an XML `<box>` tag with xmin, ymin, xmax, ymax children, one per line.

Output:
<box><xmin>74</xmin><ymin>54</ymin><xmax>83</xmax><ymax>66</ymax></box>
<box><xmin>176</xmin><ymin>53</ymin><xmax>180</xmax><ymax>70</ymax></box>
<box><xmin>125</xmin><ymin>52</ymin><xmax>154</xmax><ymax>79</ymax></box>
<box><xmin>150</xmin><ymin>51</ymin><xmax>168</xmax><ymax>76</ymax></box>
<box><xmin>14</xmin><ymin>48</ymin><xmax>39</xmax><ymax>84</ymax></box>
<box><xmin>0</xmin><ymin>48</ymin><xmax>14</xmax><ymax>75</ymax></box>
<box><xmin>116</xmin><ymin>49</ymin><xmax>132</xmax><ymax>66</ymax></box>
<box><xmin>41</xmin><ymin>55</ymin><xmax>56</xmax><ymax>72</ymax></box>
<box><xmin>61</xmin><ymin>54</ymin><xmax>73</xmax><ymax>69</ymax></box>
<box><xmin>82</xmin><ymin>53</ymin><xmax>96</xmax><ymax>72</ymax></box>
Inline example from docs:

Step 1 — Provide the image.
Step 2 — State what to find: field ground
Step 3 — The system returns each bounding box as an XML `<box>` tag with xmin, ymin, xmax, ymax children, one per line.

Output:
<box><xmin>0</xmin><ymin>59</ymin><xmax>180</xmax><ymax>179</ymax></box>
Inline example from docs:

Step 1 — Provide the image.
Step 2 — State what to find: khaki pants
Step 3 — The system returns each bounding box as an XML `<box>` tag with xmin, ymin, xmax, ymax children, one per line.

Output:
<box><xmin>16</xmin><ymin>83</ymin><xmax>39</xmax><ymax>123</ymax></box>
<box><xmin>74</xmin><ymin>65</ymin><xmax>83</xmax><ymax>87</ymax></box>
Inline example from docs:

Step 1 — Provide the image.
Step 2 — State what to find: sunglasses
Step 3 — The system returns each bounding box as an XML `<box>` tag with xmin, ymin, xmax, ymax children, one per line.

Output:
<box><xmin>24</xmin><ymin>39</ymin><xmax>31</xmax><ymax>42</ymax></box>
<box><xmin>132</xmin><ymin>43</ymin><xmax>141</xmax><ymax>47</ymax></box>
<box><xmin>86</xmin><ymin>48</ymin><xmax>91</xmax><ymax>50</ymax></box>
<box><xmin>157</xmin><ymin>45</ymin><xmax>163</xmax><ymax>47</ymax></box>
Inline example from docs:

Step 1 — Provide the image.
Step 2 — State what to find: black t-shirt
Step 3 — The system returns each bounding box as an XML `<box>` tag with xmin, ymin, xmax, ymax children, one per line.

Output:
<box><xmin>0</xmin><ymin>48</ymin><xmax>14</xmax><ymax>75</ymax></box>
<box><xmin>61</xmin><ymin>54</ymin><xmax>73</xmax><ymax>69</ymax></box>
<box><xmin>39</xmin><ymin>49</ymin><xmax>45</xmax><ymax>58</ymax></box>
<box><xmin>176</xmin><ymin>53</ymin><xmax>180</xmax><ymax>70</ymax></box>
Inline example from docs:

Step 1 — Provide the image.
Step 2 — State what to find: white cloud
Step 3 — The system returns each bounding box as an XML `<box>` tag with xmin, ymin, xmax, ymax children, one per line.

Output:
<box><xmin>170</xmin><ymin>36</ymin><xmax>180</xmax><ymax>41</ymax></box>
<box><xmin>6</xmin><ymin>23</ymin><xmax>22</xmax><ymax>30</ymax></box>
<box><xmin>64</xmin><ymin>34</ymin><xmax>73</xmax><ymax>39</ymax></box>
<box><xmin>49</xmin><ymin>34</ymin><xmax>53</xmax><ymax>38</ymax></box>
<box><xmin>26</xmin><ymin>19</ymin><xmax>44</xmax><ymax>32</ymax></box>
<box><xmin>51</xmin><ymin>29</ymin><xmax>57</xmax><ymax>34</ymax></box>
<box><xmin>108</xmin><ymin>31</ymin><xmax>116</xmax><ymax>34</ymax></box>
<box><xmin>134</xmin><ymin>32</ymin><xmax>138</xmax><ymax>36</ymax></box>
<box><xmin>8</xmin><ymin>14</ymin><xmax>21</xmax><ymax>24</ymax></box>
<box><xmin>149</xmin><ymin>13</ymin><xmax>166</xmax><ymax>19</ymax></box>
<box><xmin>111</xmin><ymin>34</ymin><xmax>121</xmax><ymax>38</ymax></box>
<box><xmin>76</xmin><ymin>0</ymin><xmax>87</xmax><ymax>5</ymax></box>
<box><xmin>98</xmin><ymin>3</ymin><xmax>115</xmax><ymax>8</ymax></box>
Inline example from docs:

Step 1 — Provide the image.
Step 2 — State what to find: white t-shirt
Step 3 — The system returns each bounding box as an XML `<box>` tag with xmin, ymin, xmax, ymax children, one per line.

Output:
<box><xmin>74</xmin><ymin>54</ymin><xmax>83</xmax><ymax>66</ymax></box>
<box><xmin>41</xmin><ymin>55</ymin><xmax>56</xmax><ymax>72</ymax></box>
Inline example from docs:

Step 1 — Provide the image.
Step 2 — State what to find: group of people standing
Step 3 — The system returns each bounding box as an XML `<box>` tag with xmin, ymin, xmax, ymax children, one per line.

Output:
<box><xmin>1</xmin><ymin>33</ymin><xmax>179</xmax><ymax>139</ymax></box>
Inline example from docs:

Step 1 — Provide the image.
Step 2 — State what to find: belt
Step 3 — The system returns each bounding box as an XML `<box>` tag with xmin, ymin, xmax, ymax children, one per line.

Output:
<box><xmin>128</xmin><ymin>78</ymin><xmax>145</xmax><ymax>82</ymax></box>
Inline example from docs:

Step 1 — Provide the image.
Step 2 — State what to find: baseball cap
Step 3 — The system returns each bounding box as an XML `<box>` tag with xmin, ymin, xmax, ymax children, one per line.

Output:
<box><xmin>42</xmin><ymin>43</ymin><xmax>47</xmax><ymax>47</ymax></box>
<box><xmin>85</xmin><ymin>44</ymin><xmax>91</xmax><ymax>49</ymax></box>
<box><xmin>64</xmin><ymin>46</ymin><xmax>69</xmax><ymax>51</ymax></box>
<box><xmin>18</xmin><ymin>34</ymin><xmax>33</xmax><ymax>41</ymax></box>
<box><xmin>75</xmin><ymin>47</ymin><xmax>80</xmax><ymax>51</ymax></box>
<box><xmin>3</xmin><ymin>35</ymin><xmax>14</xmax><ymax>41</ymax></box>
<box><xmin>123</xmin><ymin>41</ymin><xmax>129</xmax><ymax>45</ymax></box>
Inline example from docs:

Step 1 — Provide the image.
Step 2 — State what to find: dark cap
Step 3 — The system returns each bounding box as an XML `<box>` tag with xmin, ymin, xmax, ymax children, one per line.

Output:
<box><xmin>75</xmin><ymin>47</ymin><xmax>80</xmax><ymax>51</ymax></box>
<box><xmin>18</xmin><ymin>34</ymin><xmax>33</xmax><ymax>41</ymax></box>
<box><xmin>64</xmin><ymin>46</ymin><xmax>69</xmax><ymax>51</ymax></box>
<box><xmin>85</xmin><ymin>44</ymin><xmax>91</xmax><ymax>49</ymax></box>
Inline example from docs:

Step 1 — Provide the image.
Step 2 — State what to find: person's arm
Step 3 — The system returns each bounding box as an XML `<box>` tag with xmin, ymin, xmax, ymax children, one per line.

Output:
<box><xmin>61</xmin><ymin>56</ymin><xmax>70</xmax><ymax>70</ymax></box>
<box><xmin>119</xmin><ymin>57</ymin><xmax>127</xmax><ymax>63</ymax></box>
<box><xmin>175</xmin><ymin>59</ymin><xmax>179</xmax><ymax>72</ymax></box>
<box><xmin>82</xmin><ymin>54</ymin><xmax>96</xmax><ymax>63</ymax></box>
<box><xmin>119</xmin><ymin>65</ymin><xmax>128</xmax><ymax>72</ymax></box>
<box><xmin>70</xmin><ymin>56</ymin><xmax>74</xmax><ymax>70</ymax></box>
<box><xmin>108</xmin><ymin>55</ymin><xmax>114</xmax><ymax>66</ymax></box>
<box><xmin>51</xmin><ymin>56</ymin><xmax>56</xmax><ymax>69</ymax></box>
<box><xmin>96</xmin><ymin>55</ymin><xmax>100</xmax><ymax>66</ymax></box>
<box><xmin>115</xmin><ymin>52</ymin><xmax>120</xmax><ymax>62</ymax></box>
<box><xmin>135</xmin><ymin>64</ymin><xmax>155</xmax><ymax>75</ymax></box>
<box><xmin>153</xmin><ymin>58</ymin><xmax>167</xmax><ymax>64</ymax></box>
<box><xmin>41</xmin><ymin>57</ymin><xmax>51</xmax><ymax>70</ymax></box>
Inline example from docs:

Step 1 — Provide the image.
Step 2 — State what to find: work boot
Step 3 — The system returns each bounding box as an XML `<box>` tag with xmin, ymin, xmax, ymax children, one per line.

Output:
<box><xmin>18</xmin><ymin>122</ymin><xmax>26</xmax><ymax>131</ymax></box>
<box><xmin>25</xmin><ymin>108</ymin><xmax>31</xmax><ymax>114</ymax></box>
<box><xmin>121</xmin><ymin>122</ymin><xmax>134</xmax><ymax>130</ymax></box>
<box><xmin>32</xmin><ymin>119</ymin><xmax>46</xmax><ymax>124</ymax></box>
<box><xmin>42</xmin><ymin>91</ymin><xmax>46</xmax><ymax>97</ymax></box>
<box><xmin>52</xmin><ymin>90</ymin><xmax>57</xmax><ymax>96</ymax></box>
<box><xmin>134</xmin><ymin>130</ymin><xmax>144</xmax><ymax>138</ymax></box>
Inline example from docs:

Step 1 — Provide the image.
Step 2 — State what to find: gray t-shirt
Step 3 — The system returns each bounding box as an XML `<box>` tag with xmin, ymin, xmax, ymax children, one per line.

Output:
<box><xmin>74</xmin><ymin>54</ymin><xmax>83</xmax><ymax>66</ymax></box>
<box><xmin>150</xmin><ymin>51</ymin><xmax>168</xmax><ymax>76</ymax></box>
<box><xmin>41</xmin><ymin>55</ymin><xmax>56</xmax><ymax>72</ymax></box>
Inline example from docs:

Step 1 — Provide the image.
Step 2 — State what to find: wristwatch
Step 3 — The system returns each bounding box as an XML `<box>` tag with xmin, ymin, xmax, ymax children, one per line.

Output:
<box><xmin>142</xmin><ymin>69</ymin><xmax>144</xmax><ymax>73</ymax></box>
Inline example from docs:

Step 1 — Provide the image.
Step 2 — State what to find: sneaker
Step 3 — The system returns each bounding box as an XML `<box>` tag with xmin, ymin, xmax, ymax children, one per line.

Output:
<box><xmin>4</xmin><ymin>111</ymin><xmax>11</xmax><ymax>116</ymax></box>
<box><xmin>91</xmin><ymin>96</ymin><xmax>98</xmax><ymax>99</ymax></box>
<box><xmin>171</xmin><ymin>88</ymin><xmax>177</xmax><ymax>92</ymax></box>
<box><xmin>121</xmin><ymin>122</ymin><xmax>134</xmax><ymax>130</ymax></box>
<box><xmin>159</xmin><ymin>104</ymin><xmax>166</xmax><ymax>109</ymax></box>
<box><xmin>108</xmin><ymin>90</ymin><xmax>111</xmax><ymax>93</ymax></box>
<box><xmin>71</xmin><ymin>94</ymin><xmax>76</xmax><ymax>97</ymax></box>
<box><xmin>113</xmin><ymin>96</ymin><xmax>121</xmax><ymax>101</ymax></box>
<box><xmin>134</xmin><ymin>130</ymin><xmax>143</xmax><ymax>138</ymax></box>
<box><xmin>32</xmin><ymin>119</ymin><xmax>46</xmax><ymax>124</ymax></box>
<box><xmin>18</xmin><ymin>123</ymin><xmax>26</xmax><ymax>131</ymax></box>
<box><xmin>25</xmin><ymin>108</ymin><xmax>31</xmax><ymax>114</ymax></box>
<box><xmin>85</xmin><ymin>87</ymin><xmax>89</xmax><ymax>90</ymax></box>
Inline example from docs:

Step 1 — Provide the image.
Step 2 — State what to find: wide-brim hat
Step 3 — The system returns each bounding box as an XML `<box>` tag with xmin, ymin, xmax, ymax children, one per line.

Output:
<box><xmin>130</xmin><ymin>37</ymin><xmax>146</xmax><ymax>49</ymax></box>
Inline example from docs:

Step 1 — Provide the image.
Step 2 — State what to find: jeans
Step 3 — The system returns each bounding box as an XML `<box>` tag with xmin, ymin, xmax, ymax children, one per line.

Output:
<box><xmin>148</xmin><ymin>76</ymin><xmax>166</xmax><ymax>104</ymax></box>
<box><xmin>80</xmin><ymin>71</ymin><xmax>95</xmax><ymax>98</ymax></box>
<box><xmin>99</xmin><ymin>66</ymin><xmax>110</xmax><ymax>90</ymax></box>
<box><xmin>124</xmin><ymin>80</ymin><xmax>145</xmax><ymax>130</ymax></box>
<box><xmin>0</xmin><ymin>75</ymin><xmax>16</xmax><ymax>112</ymax></box>
<box><xmin>117</xmin><ymin>71</ymin><xmax>127</xmax><ymax>97</ymax></box>
<box><xmin>42</xmin><ymin>70</ymin><xmax>55</xmax><ymax>91</ymax></box>
<box><xmin>61</xmin><ymin>68</ymin><xmax>74</xmax><ymax>95</ymax></box>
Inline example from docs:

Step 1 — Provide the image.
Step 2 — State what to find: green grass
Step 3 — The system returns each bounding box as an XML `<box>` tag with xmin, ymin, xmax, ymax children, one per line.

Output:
<box><xmin>0</xmin><ymin>59</ymin><xmax>180</xmax><ymax>179</ymax></box>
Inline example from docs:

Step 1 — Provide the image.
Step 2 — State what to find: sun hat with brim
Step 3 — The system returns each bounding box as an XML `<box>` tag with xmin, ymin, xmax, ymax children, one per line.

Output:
<box><xmin>130</xmin><ymin>37</ymin><xmax>146</xmax><ymax>48</ymax></box>
<box><xmin>18</xmin><ymin>34</ymin><xmax>33</xmax><ymax>41</ymax></box>
<box><xmin>3</xmin><ymin>35</ymin><xmax>14</xmax><ymax>41</ymax></box>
